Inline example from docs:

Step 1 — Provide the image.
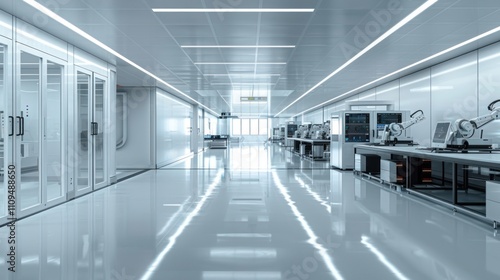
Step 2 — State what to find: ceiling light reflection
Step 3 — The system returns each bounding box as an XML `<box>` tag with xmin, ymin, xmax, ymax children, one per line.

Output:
<box><xmin>272</xmin><ymin>170</ymin><xmax>344</xmax><ymax>280</ymax></box>
<box><xmin>139</xmin><ymin>169</ymin><xmax>224</xmax><ymax>280</ymax></box>
<box><xmin>294</xmin><ymin>175</ymin><xmax>331</xmax><ymax>213</ymax></box>
<box><xmin>209</xmin><ymin>248</ymin><xmax>277</xmax><ymax>259</ymax></box>
<box><xmin>361</xmin><ymin>236</ymin><xmax>410</xmax><ymax>280</ymax></box>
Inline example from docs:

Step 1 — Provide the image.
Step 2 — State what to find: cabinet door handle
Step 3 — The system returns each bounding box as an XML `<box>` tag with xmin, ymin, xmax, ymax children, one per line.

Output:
<box><xmin>21</xmin><ymin>117</ymin><xmax>25</xmax><ymax>136</ymax></box>
<box><xmin>8</xmin><ymin>116</ymin><xmax>14</xmax><ymax>136</ymax></box>
<box><xmin>16</xmin><ymin>116</ymin><xmax>23</xmax><ymax>136</ymax></box>
<box><xmin>91</xmin><ymin>122</ymin><xmax>98</xmax><ymax>135</ymax></box>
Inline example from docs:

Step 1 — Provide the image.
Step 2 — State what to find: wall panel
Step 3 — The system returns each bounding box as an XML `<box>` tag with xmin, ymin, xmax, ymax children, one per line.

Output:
<box><xmin>358</xmin><ymin>88</ymin><xmax>376</xmax><ymax>102</ymax></box>
<box><xmin>478</xmin><ymin>42</ymin><xmax>500</xmax><ymax>141</ymax></box>
<box><xmin>116</xmin><ymin>87</ymin><xmax>154</xmax><ymax>169</ymax></box>
<box><xmin>156</xmin><ymin>89</ymin><xmax>193</xmax><ymax>167</ymax></box>
<box><xmin>430</xmin><ymin>51</ymin><xmax>478</xmax><ymax>129</ymax></box>
<box><xmin>376</xmin><ymin>80</ymin><xmax>400</xmax><ymax>109</ymax></box>
<box><xmin>0</xmin><ymin>10</ymin><xmax>12</xmax><ymax>39</ymax></box>
<box><xmin>400</xmin><ymin>69</ymin><xmax>432</xmax><ymax>146</ymax></box>
<box><xmin>16</xmin><ymin>19</ymin><xmax>68</xmax><ymax>61</ymax></box>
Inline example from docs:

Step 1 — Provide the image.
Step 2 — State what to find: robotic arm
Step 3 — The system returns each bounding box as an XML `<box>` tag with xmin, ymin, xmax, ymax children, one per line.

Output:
<box><xmin>382</xmin><ymin>110</ymin><xmax>425</xmax><ymax>144</ymax></box>
<box><xmin>452</xmin><ymin>99</ymin><xmax>500</xmax><ymax>139</ymax></box>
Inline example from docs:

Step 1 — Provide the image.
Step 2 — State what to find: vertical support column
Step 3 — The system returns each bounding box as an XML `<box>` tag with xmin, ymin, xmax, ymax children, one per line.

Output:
<box><xmin>452</xmin><ymin>163</ymin><xmax>458</xmax><ymax>205</ymax></box>
<box><xmin>192</xmin><ymin>105</ymin><xmax>199</xmax><ymax>153</ymax></box>
<box><xmin>406</xmin><ymin>156</ymin><xmax>411</xmax><ymax>189</ymax></box>
<box><xmin>463</xmin><ymin>164</ymin><xmax>469</xmax><ymax>193</ymax></box>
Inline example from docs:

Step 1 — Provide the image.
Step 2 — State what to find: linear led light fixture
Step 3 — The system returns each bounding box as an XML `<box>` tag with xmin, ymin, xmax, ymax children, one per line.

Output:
<box><xmin>274</xmin><ymin>0</ymin><xmax>438</xmax><ymax>117</ymax></box>
<box><xmin>297</xmin><ymin>23</ymin><xmax>500</xmax><ymax>117</ymax></box>
<box><xmin>22</xmin><ymin>0</ymin><xmax>219</xmax><ymax>116</ymax></box>
<box><xmin>204</xmin><ymin>73</ymin><xmax>281</xmax><ymax>76</ymax></box>
<box><xmin>182</xmin><ymin>45</ymin><xmax>295</xmax><ymax>48</ymax></box>
<box><xmin>153</xmin><ymin>8</ymin><xmax>314</xmax><ymax>13</ymax></box>
<box><xmin>212</xmin><ymin>83</ymin><xmax>274</xmax><ymax>85</ymax></box>
<box><xmin>195</xmin><ymin>62</ymin><xmax>286</xmax><ymax>65</ymax></box>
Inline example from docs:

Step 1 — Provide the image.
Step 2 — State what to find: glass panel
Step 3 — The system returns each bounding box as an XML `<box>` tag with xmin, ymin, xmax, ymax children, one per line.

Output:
<box><xmin>19</xmin><ymin>52</ymin><xmax>41</xmax><ymax>210</ymax></box>
<box><xmin>259</xmin><ymin>119</ymin><xmax>268</xmax><ymax>135</ymax></box>
<box><xmin>241</xmin><ymin>119</ymin><xmax>249</xmax><ymax>135</ymax></box>
<box><xmin>77</xmin><ymin>71</ymin><xmax>90</xmax><ymax>191</ymax></box>
<box><xmin>250</xmin><ymin>119</ymin><xmax>259</xmax><ymax>135</ymax></box>
<box><xmin>94</xmin><ymin>77</ymin><xmax>105</xmax><ymax>185</ymax></box>
<box><xmin>46</xmin><ymin>61</ymin><xmax>63</xmax><ymax>201</ymax></box>
<box><xmin>0</xmin><ymin>45</ymin><xmax>5</xmax><ymax>218</ymax></box>
<box><xmin>232</xmin><ymin>119</ymin><xmax>240</xmax><ymax>136</ymax></box>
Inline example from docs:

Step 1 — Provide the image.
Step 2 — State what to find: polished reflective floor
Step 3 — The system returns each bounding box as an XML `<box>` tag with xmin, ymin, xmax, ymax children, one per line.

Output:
<box><xmin>1</xmin><ymin>143</ymin><xmax>499</xmax><ymax>280</ymax></box>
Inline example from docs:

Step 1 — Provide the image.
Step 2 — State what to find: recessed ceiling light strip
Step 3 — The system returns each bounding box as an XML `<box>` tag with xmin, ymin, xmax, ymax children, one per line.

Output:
<box><xmin>296</xmin><ymin>23</ymin><xmax>500</xmax><ymax>117</ymax></box>
<box><xmin>153</xmin><ymin>8</ymin><xmax>314</xmax><ymax>13</ymax></box>
<box><xmin>275</xmin><ymin>0</ymin><xmax>438</xmax><ymax>117</ymax></box>
<box><xmin>181</xmin><ymin>45</ymin><xmax>295</xmax><ymax>48</ymax></box>
<box><xmin>23</xmin><ymin>0</ymin><xmax>220</xmax><ymax>116</ymax></box>
<box><xmin>204</xmin><ymin>73</ymin><xmax>281</xmax><ymax>76</ymax></box>
<box><xmin>195</xmin><ymin>62</ymin><xmax>286</xmax><ymax>65</ymax></box>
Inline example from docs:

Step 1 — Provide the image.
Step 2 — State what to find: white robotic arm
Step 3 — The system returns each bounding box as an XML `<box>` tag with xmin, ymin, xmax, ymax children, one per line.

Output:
<box><xmin>382</xmin><ymin>110</ymin><xmax>425</xmax><ymax>143</ymax></box>
<box><xmin>452</xmin><ymin>99</ymin><xmax>500</xmax><ymax>139</ymax></box>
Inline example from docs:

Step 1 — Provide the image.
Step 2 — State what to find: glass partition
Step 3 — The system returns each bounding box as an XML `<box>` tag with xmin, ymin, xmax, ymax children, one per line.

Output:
<box><xmin>0</xmin><ymin>45</ymin><xmax>5</xmax><ymax>218</ymax></box>
<box><xmin>46</xmin><ymin>61</ymin><xmax>63</xmax><ymax>201</ymax></box>
<box><xmin>94</xmin><ymin>77</ymin><xmax>105</xmax><ymax>186</ymax></box>
<box><xmin>19</xmin><ymin>51</ymin><xmax>41</xmax><ymax>210</ymax></box>
<box><xmin>77</xmin><ymin>71</ymin><xmax>90</xmax><ymax>192</ymax></box>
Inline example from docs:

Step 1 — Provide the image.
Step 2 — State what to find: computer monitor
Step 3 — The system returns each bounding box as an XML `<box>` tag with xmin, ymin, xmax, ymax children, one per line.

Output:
<box><xmin>431</xmin><ymin>121</ymin><xmax>452</xmax><ymax>148</ymax></box>
<box><xmin>376</xmin><ymin>112</ymin><xmax>403</xmax><ymax>139</ymax></box>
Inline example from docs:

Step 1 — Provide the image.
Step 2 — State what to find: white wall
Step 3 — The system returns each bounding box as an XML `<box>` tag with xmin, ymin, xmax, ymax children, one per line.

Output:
<box><xmin>306</xmin><ymin>41</ymin><xmax>500</xmax><ymax>146</ymax></box>
<box><xmin>116</xmin><ymin>86</ymin><xmax>155</xmax><ymax>169</ymax></box>
<box><xmin>156</xmin><ymin>89</ymin><xmax>193</xmax><ymax>167</ymax></box>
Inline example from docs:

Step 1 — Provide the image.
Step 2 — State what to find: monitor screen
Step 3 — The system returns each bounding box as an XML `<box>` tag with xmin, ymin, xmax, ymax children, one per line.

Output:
<box><xmin>431</xmin><ymin>121</ymin><xmax>452</xmax><ymax>148</ymax></box>
<box><xmin>376</xmin><ymin>113</ymin><xmax>402</xmax><ymax>138</ymax></box>
<box><xmin>344</xmin><ymin>113</ymin><xmax>370</xmax><ymax>142</ymax></box>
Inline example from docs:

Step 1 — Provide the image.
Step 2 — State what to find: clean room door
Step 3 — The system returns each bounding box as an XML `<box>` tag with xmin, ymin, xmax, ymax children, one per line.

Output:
<box><xmin>0</xmin><ymin>40</ymin><xmax>12</xmax><ymax>226</ymax></box>
<box><xmin>93</xmin><ymin>75</ymin><xmax>106</xmax><ymax>189</ymax></box>
<box><xmin>76</xmin><ymin>69</ymin><xmax>92</xmax><ymax>195</ymax></box>
<box><xmin>15</xmin><ymin>47</ymin><xmax>67</xmax><ymax>217</ymax></box>
<box><xmin>17</xmin><ymin>51</ymin><xmax>42</xmax><ymax>213</ymax></box>
<box><xmin>75</xmin><ymin>68</ymin><xmax>107</xmax><ymax>196</ymax></box>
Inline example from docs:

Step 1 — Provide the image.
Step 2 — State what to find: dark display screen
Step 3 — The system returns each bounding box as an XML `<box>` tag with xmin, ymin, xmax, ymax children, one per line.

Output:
<box><xmin>433</xmin><ymin>122</ymin><xmax>451</xmax><ymax>143</ymax></box>
<box><xmin>377</xmin><ymin>113</ymin><xmax>402</xmax><ymax>127</ymax></box>
<box><xmin>287</xmin><ymin>124</ymin><xmax>298</xmax><ymax>137</ymax></box>
<box><xmin>345</xmin><ymin>113</ymin><xmax>370</xmax><ymax>142</ymax></box>
<box><xmin>376</xmin><ymin>113</ymin><xmax>402</xmax><ymax>135</ymax></box>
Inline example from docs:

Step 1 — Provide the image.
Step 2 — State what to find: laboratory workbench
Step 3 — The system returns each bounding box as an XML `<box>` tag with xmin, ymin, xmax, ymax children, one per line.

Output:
<box><xmin>354</xmin><ymin>144</ymin><xmax>500</xmax><ymax>228</ymax></box>
<box><xmin>287</xmin><ymin>137</ymin><xmax>330</xmax><ymax>160</ymax></box>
